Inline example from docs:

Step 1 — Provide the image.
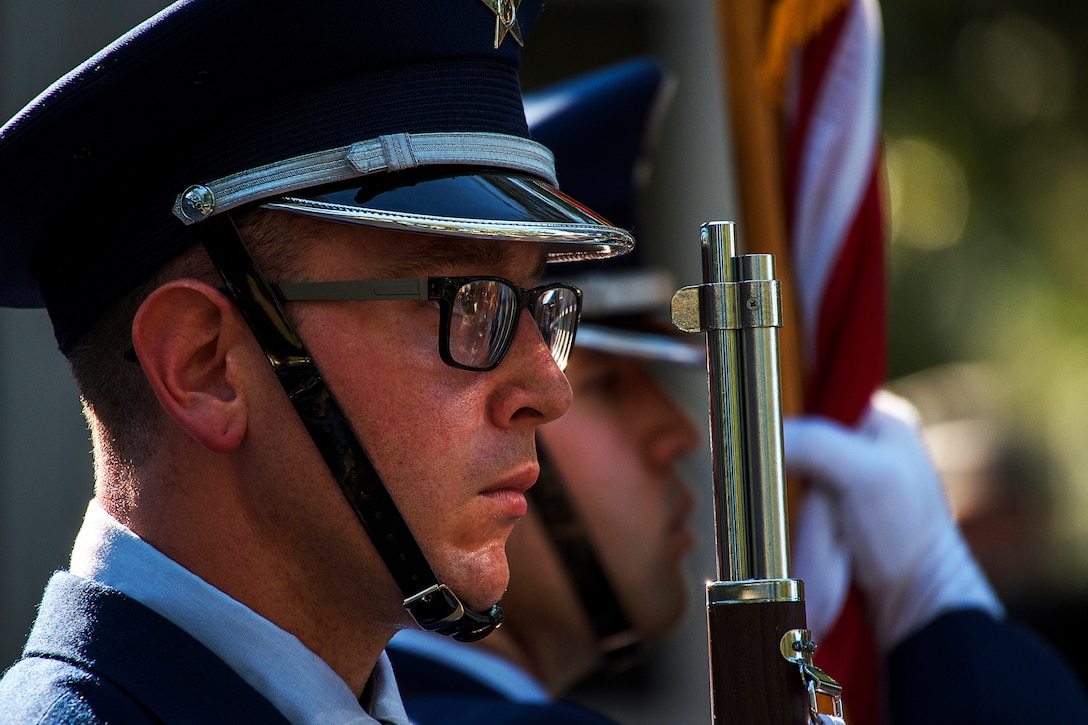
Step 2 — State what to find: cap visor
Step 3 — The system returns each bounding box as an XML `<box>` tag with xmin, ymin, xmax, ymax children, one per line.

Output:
<box><xmin>263</xmin><ymin>169</ymin><xmax>633</xmax><ymax>262</ymax></box>
<box><xmin>575</xmin><ymin>323</ymin><xmax>706</xmax><ymax>366</ymax></box>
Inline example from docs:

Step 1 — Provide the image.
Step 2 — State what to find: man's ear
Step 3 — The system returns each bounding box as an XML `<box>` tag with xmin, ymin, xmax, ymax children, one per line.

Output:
<box><xmin>131</xmin><ymin>279</ymin><xmax>250</xmax><ymax>454</ymax></box>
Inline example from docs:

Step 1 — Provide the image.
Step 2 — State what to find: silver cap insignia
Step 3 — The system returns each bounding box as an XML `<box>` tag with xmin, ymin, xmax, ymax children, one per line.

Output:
<box><xmin>478</xmin><ymin>0</ymin><xmax>523</xmax><ymax>49</ymax></box>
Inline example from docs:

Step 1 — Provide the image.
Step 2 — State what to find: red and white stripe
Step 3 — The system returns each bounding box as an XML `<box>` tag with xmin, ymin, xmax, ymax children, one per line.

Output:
<box><xmin>782</xmin><ymin>1</ymin><xmax>888</xmax><ymax>723</ymax></box>
<box><xmin>785</xmin><ymin>0</ymin><xmax>885</xmax><ymax>423</ymax></box>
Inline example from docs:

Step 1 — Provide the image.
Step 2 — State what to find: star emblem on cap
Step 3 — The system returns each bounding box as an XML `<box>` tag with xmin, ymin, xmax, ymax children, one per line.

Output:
<box><xmin>478</xmin><ymin>0</ymin><xmax>523</xmax><ymax>49</ymax></box>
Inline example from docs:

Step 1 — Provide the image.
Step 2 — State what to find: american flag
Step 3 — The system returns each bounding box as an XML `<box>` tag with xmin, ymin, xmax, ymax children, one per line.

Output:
<box><xmin>779</xmin><ymin>0</ymin><xmax>887</xmax><ymax>723</ymax></box>
<box><xmin>725</xmin><ymin>0</ymin><xmax>888</xmax><ymax>721</ymax></box>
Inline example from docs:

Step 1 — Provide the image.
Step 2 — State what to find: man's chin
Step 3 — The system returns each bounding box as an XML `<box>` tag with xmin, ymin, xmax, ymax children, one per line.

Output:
<box><xmin>442</xmin><ymin>553</ymin><xmax>510</xmax><ymax>614</ymax></box>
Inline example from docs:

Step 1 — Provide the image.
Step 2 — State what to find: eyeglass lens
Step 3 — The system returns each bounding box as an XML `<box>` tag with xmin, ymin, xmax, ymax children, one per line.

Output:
<box><xmin>448</xmin><ymin>280</ymin><xmax>577</xmax><ymax>371</ymax></box>
<box><xmin>449</xmin><ymin>280</ymin><xmax>517</xmax><ymax>369</ymax></box>
<box><xmin>532</xmin><ymin>286</ymin><xmax>578</xmax><ymax>371</ymax></box>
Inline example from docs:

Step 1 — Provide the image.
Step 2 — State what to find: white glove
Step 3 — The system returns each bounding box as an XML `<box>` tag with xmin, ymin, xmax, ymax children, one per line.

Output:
<box><xmin>790</xmin><ymin>481</ymin><xmax>851</xmax><ymax>643</ymax></box>
<box><xmin>783</xmin><ymin>390</ymin><xmax>1003</xmax><ymax>650</ymax></box>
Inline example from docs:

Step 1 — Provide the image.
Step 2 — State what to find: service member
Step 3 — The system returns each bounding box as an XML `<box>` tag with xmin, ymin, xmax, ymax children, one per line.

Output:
<box><xmin>0</xmin><ymin>1</ymin><xmax>632</xmax><ymax>722</ymax></box>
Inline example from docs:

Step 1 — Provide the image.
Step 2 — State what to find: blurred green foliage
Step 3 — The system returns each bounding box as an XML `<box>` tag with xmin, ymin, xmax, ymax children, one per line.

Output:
<box><xmin>882</xmin><ymin>0</ymin><xmax>1088</xmax><ymax>581</ymax></box>
<box><xmin>883</xmin><ymin>0</ymin><xmax>1088</xmax><ymax>372</ymax></box>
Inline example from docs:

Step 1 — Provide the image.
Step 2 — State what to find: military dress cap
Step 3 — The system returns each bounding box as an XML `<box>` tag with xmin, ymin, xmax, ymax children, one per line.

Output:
<box><xmin>0</xmin><ymin>0</ymin><xmax>633</xmax><ymax>355</ymax></box>
<box><xmin>527</xmin><ymin>58</ymin><xmax>703</xmax><ymax>365</ymax></box>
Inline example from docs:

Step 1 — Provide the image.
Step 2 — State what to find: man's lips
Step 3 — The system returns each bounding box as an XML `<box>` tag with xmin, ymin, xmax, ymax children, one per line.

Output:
<box><xmin>479</xmin><ymin>465</ymin><xmax>538</xmax><ymax>519</ymax></box>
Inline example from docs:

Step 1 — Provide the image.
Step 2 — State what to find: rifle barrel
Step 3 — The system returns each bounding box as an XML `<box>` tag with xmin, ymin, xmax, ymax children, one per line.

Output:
<box><xmin>674</xmin><ymin>221</ymin><xmax>842</xmax><ymax>724</ymax></box>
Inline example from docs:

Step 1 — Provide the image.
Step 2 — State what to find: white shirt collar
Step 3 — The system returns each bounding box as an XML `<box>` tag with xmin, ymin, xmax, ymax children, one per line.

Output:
<box><xmin>70</xmin><ymin>500</ymin><xmax>411</xmax><ymax>725</ymax></box>
<box><xmin>389</xmin><ymin>628</ymin><xmax>550</xmax><ymax>703</ymax></box>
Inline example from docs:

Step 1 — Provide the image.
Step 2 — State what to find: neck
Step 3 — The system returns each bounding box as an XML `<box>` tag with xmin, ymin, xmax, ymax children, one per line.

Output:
<box><xmin>99</xmin><ymin>443</ymin><xmax>407</xmax><ymax>698</ymax></box>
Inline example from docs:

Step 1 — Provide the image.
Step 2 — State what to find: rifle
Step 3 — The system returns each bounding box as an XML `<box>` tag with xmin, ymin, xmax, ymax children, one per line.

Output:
<box><xmin>672</xmin><ymin>221</ymin><xmax>843</xmax><ymax>724</ymax></box>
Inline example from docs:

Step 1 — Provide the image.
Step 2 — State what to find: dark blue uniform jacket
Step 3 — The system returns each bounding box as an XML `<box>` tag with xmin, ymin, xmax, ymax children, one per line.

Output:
<box><xmin>390</xmin><ymin>609</ymin><xmax>1088</xmax><ymax>725</ymax></box>
<box><xmin>0</xmin><ymin>571</ymin><xmax>289</xmax><ymax>724</ymax></box>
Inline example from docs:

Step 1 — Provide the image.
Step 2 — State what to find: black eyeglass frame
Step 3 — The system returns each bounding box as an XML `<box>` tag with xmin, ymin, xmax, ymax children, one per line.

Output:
<box><xmin>274</xmin><ymin>276</ymin><xmax>583</xmax><ymax>372</ymax></box>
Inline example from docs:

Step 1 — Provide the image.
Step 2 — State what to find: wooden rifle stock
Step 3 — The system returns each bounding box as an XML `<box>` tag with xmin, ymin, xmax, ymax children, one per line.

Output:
<box><xmin>672</xmin><ymin>222</ymin><xmax>842</xmax><ymax>724</ymax></box>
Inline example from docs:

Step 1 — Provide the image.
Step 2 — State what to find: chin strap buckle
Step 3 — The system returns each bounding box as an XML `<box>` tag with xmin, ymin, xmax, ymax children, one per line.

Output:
<box><xmin>404</xmin><ymin>584</ymin><xmax>504</xmax><ymax>642</ymax></box>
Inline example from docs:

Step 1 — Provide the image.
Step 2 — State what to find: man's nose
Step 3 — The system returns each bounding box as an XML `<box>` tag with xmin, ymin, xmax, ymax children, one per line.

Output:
<box><xmin>489</xmin><ymin>308</ymin><xmax>573</xmax><ymax>426</ymax></box>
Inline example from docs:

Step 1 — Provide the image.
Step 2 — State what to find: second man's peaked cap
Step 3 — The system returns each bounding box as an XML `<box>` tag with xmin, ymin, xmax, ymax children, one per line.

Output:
<box><xmin>0</xmin><ymin>0</ymin><xmax>633</xmax><ymax>355</ymax></box>
<box><xmin>527</xmin><ymin>58</ymin><xmax>703</xmax><ymax>365</ymax></box>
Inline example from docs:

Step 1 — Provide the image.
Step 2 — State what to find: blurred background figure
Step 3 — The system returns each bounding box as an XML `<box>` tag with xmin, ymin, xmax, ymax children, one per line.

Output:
<box><xmin>890</xmin><ymin>362</ymin><xmax>1086</xmax><ymax>684</ymax></box>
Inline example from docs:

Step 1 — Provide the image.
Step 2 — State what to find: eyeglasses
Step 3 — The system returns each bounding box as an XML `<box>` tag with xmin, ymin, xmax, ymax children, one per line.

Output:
<box><xmin>274</xmin><ymin>276</ymin><xmax>582</xmax><ymax>372</ymax></box>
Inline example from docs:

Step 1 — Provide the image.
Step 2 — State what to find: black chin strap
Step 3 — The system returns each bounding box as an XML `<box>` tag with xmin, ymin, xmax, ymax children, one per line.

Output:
<box><xmin>199</xmin><ymin>214</ymin><xmax>501</xmax><ymax>642</ymax></box>
<box><xmin>531</xmin><ymin>443</ymin><xmax>641</xmax><ymax>665</ymax></box>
